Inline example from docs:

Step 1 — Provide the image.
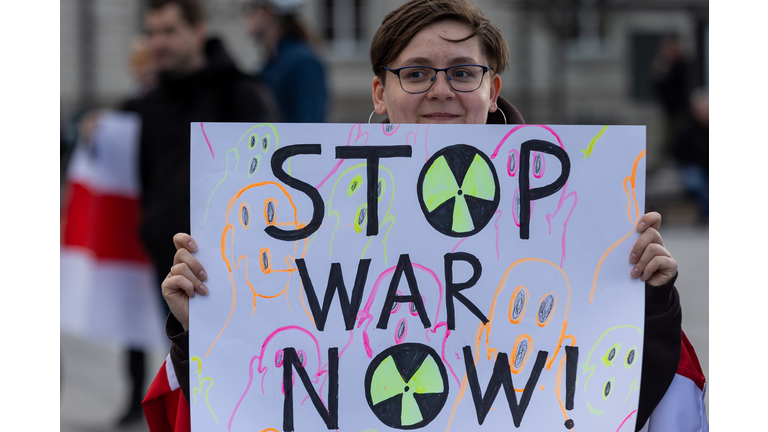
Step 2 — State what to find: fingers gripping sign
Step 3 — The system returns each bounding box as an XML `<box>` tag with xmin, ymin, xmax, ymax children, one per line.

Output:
<box><xmin>628</xmin><ymin>212</ymin><xmax>677</xmax><ymax>286</ymax></box>
<box><xmin>163</xmin><ymin>233</ymin><xmax>209</xmax><ymax>331</ymax></box>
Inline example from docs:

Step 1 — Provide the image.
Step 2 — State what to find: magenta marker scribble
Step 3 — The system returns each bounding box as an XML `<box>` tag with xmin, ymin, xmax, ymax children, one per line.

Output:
<box><xmin>316</xmin><ymin>124</ymin><xmax>369</xmax><ymax>189</ymax></box>
<box><xmin>451</xmin><ymin>238</ymin><xmax>468</xmax><ymax>253</ymax></box>
<box><xmin>229</xmin><ymin>325</ymin><xmax>327</xmax><ymax>431</ymax></box>
<box><xmin>492</xmin><ymin>124</ymin><xmax>576</xmax><ymax>266</ymax></box>
<box><xmin>545</xmin><ymin>183</ymin><xmax>578</xmax><ymax>268</ymax></box>
<box><xmin>403</xmin><ymin>124</ymin><xmax>430</xmax><ymax>161</ymax></box>
<box><xmin>429</xmin><ymin>322</ymin><xmax>461</xmax><ymax>386</ymax></box>
<box><xmin>228</xmin><ymin>355</ymin><xmax>259</xmax><ymax>431</ymax></box>
<box><xmin>357</xmin><ymin>264</ymin><xmax>397</xmax><ymax>358</ymax></box>
<box><xmin>493</xmin><ymin>210</ymin><xmax>502</xmax><ymax>261</ymax></box>
<box><xmin>339</xmin><ymin>329</ymin><xmax>355</xmax><ymax>357</ymax></box>
<box><xmin>616</xmin><ymin>410</ymin><xmax>637</xmax><ymax>431</ymax></box>
<box><xmin>383</xmin><ymin>123</ymin><xmax>400</xmax><ymax>136</ymax></box>
<box><xmin>357</xmin><ymin>263</ymin><xmax>444</xmax><ymax>358</ymax></box>
<box><xmin>491</xmin><ymin>124</ymin><xmax>565</xmax><ymax>160</ymax></box>
<box><xmin>507</xmin><ymin>149</ymin><xmax>519</xmax><ymax>177</ymax></box>
<box><xmin>200</xmin><ymin>122</ymin><xmax>215</xmax><ymax>159</ymax></box>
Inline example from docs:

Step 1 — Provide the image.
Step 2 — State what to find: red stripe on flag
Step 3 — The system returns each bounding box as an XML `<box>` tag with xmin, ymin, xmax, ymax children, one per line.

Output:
<box><xmin>143</xmin><ymin>361</ymin><xmax>191</xmax><ymax>432</ymax></box>
<box><xmin>62</xmin><ymin>182</ymin><xmax>150</xmax><ymax>263</ymax></box>
<box><xmin>677</xmin><ymin>330</ymin><xmax>706</xmax><ymax>391</ymax></box>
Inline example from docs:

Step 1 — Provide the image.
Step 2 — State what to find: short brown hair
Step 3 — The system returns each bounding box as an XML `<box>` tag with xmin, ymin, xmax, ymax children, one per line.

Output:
<box><xmin>370</xmin><ymin>0</ymin><xmax>508</xmax><ymax>82</ymax></box>
<box><xmin>147</xmin><ymin>0</ymin><xmax>206</xmax><ymax>27</ymax></box>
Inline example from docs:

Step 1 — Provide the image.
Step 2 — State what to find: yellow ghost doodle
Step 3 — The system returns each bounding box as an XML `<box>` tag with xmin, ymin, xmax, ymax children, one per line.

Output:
<box><xmin>190</xmin><ymin>356</ymin><xmax>218</xmax><ymax>424</ymax></box>
<box><xmin>580</xmin><ymin>326</ymin><xmax>643</xmax><ymax>429</ymax></box>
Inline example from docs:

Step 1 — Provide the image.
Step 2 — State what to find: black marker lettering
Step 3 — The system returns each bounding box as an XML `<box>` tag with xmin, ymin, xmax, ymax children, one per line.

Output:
<box><xmin>282</xmin><ymin>347</ymin><xmax>339</xmax><ymax>431</ymax></box>
<box><xmin>518</xmin><ymin>140</ymin><xmax>570</xmax><ymax>239</ymax></box>
<box><xmin>336</xmin><ymin>145</ymin><xmax>412</xmax><ymax>236</ymax></box>
<box><xmin>463</xmin><ymin>346</ymin><xmax>547</xmax><ymax>427</ymax></box>
<box><xmin>444</xmin><ymin>252</ymin><xmax>488</xmax><ymax>330</ymax></box>
<box><xmin>377</xmin><ymin>254</ymin><xmax>431</xmax><ymax>329</ymax></box>
<box><xmin>295</xmin><ymin>258</ymin><xmax>371</xmax><ymax>331</ymax></box>
<box><xmin>267</xmin><ymin>144</ymin><xmax>324</xmax><ymax>241</ymax></box>
<box><xmin>565</xmin><ymin>346</ymin><xmax>579</xmax><ymax>411</ymax></box>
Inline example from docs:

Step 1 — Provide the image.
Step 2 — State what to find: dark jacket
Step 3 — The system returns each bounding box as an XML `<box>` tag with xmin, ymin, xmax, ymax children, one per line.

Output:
<box><xmin>488</xmin><ymin>96</ymin><xmax>524</xmax><ymax>125</ymax></box>
<box><xmin>137</xmin><ymin>38</ymin><xmax>279</xmax><ymax>272</ymax></box>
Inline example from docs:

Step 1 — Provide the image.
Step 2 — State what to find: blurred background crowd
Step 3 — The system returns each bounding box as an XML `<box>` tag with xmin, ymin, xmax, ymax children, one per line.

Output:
<box><xmin>59</xmin><ymin>0</ymin><xmax>708</xmax><ymax>430</ymax></box>
<box><xmin>61</xmin><ymin>0</ymin><xmax>709</xmax><ymax>219</ymax></box>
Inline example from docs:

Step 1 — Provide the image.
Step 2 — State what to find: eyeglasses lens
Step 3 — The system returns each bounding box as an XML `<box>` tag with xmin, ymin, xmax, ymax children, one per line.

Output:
<box><xmin>398</xmin><ymin>66</ymin><xmax>486</xmax><ymax>93</ymax></box>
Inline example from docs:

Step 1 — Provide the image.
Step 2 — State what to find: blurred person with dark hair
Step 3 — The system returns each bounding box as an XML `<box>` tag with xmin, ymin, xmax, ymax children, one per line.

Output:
<box><xmin>136</xmin><ymin>0</ymin><xmax>278</xmax><ymax>325</ymax></box>
<box><xmin>242</xmin><ymin>0</ymin><xmax>328</xmax><ymax>122</ymax></box>
<box><xmin>650</xmin><ymin>35</ymin><xmax>693</xmax><ymax>153</ymax></box>
<box><xmin>133</xmin><ymin>4</ymin><xmax>277</xmax><ymax>426</ymax></box>
<box><xmin>673</xmin><ymin>88</ymin><xmax>709</xmax><ymax>222</ymax></box>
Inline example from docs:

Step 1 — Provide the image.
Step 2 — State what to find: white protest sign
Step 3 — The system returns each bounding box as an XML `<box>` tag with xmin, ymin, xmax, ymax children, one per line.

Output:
<box><xmin>190</xmin><ymin>123</ymin><xmax>646</xmax><ymax>432</ymax></box>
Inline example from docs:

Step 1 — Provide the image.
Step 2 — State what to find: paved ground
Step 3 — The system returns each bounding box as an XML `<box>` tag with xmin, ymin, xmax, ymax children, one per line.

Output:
<box><xmin>60</xmin><ymin>222</ymin><xmax>709</xmax><ymax>431</ymax></box>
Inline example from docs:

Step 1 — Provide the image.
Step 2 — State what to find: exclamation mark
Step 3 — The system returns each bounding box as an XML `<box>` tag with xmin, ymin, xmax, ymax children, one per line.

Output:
<box><xmin>564</xmin><ymin>345</ymin><xmax>579</xmax><ymax>429</ymax></box>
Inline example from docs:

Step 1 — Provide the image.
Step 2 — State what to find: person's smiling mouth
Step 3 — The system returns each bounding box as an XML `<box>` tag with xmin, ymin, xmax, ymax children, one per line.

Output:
<box><xmin>422</xmin><ymin>112</ymin><xmax>461</xmax><ymax>121</ymax></box>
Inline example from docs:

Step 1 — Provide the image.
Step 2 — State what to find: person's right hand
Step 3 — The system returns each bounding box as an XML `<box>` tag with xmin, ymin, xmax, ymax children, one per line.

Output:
<box><xmin>162</xmin><ymin>233</ymin><xmax>208</xmax><ymax>331</ymax></box>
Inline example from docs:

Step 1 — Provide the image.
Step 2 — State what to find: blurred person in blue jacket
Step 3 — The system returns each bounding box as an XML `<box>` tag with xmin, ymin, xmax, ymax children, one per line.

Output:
<box><xmin>243</xmin><ymin>0</ymin><xmax>328</xmax><ymax>122</ymax></box>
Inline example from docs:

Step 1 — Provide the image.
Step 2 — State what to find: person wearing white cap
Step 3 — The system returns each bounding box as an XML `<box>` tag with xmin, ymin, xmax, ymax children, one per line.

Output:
<box><xmin>243</xmin><ymin>0</ymin><xmax>328</xmax><ymax>122</ymax></box>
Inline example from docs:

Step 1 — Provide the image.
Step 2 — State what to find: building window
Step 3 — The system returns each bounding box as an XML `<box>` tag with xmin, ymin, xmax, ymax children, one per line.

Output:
<box><xmin>322</xmin><ymin>0</ymin><xmax>363</xmax><ymax>55</ymax></box>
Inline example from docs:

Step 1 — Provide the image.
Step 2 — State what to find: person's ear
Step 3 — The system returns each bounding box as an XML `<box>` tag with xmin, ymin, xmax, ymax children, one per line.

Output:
<box><xmin>372</xmin><ymin>76</ymin><xmax>388</xmax><ymax>115</ymax></box>
<box><xmin>487</xmin><ymin>73</ymin><xmax>502</xmax><ymax>113</ymax></box>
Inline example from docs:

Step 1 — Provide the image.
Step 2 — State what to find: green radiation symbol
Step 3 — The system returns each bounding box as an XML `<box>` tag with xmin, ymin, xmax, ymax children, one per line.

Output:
<box><xmin>364</xmin><ymin>343</ymin><xmax>449</xmax><ymax>429</ymax></box>
<box><xmin>417</xmin><ymin>144</ymin><xmax>500</xmax><ymax>237</ymax></box>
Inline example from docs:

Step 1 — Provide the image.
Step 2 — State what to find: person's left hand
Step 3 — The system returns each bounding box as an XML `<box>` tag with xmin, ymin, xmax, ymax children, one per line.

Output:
<box><xmin>629</xmin><ymin>212</ymin><xmax>677</xmax><ymax>286</ymax></box>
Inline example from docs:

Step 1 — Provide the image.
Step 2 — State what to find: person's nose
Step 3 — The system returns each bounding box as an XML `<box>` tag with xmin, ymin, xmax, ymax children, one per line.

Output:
<box><xmin>426</xmin><ymin>70</ymin><xmax>455</xmax><ymax>100</ymax></box>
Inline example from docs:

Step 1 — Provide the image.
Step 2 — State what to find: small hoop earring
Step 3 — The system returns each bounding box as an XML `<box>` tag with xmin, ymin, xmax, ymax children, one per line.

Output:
<box><xmin>498</xmin><ymin>108</ymin><xmax>507</xmax><ymax>125</ymax></box>
<box><xmin>368</xmin><ymin>110</ymin><xmax>377</xmax><ymax>124</ymax></box>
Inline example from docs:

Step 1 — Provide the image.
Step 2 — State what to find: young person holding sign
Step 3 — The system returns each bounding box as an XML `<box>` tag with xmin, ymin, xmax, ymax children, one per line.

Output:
<box><xmin>143</xmin><ymin>1</ymin><xmax>706</xmax><ymax>431</ymax></box>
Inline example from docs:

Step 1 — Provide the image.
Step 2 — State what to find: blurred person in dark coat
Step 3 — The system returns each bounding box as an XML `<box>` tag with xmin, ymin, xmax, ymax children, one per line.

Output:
<box><xmin>650</xmin><ymin>36</ymin><xmax>692</xmax><ymax>153</ymax></box>
<box><xmin>672</xmin><ymin>88</ymin><xmax>709</xmax><ymax>222</ymax></box>
<box><xmin>135</xmin><ymin>0</ymin><xmax>278</xmax><ymax>361</ymax></box>
<box><xmin>243</xmin><ymin>0</ymin><xmax>328</xmax><ymax>122</ymax></box>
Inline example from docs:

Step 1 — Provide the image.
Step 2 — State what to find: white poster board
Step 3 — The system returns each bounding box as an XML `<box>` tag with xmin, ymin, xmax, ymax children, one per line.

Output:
<box><xmin>190</xmin><ymin>123</ymin><xmax>647</xmax><ymax>432</ymax></box>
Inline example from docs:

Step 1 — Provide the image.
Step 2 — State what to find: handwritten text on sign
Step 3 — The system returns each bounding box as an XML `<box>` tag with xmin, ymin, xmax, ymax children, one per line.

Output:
<box><xmin>189</xmin><ymin>123</ymin><xmax>646</xmax><ymax>432</ymax></box>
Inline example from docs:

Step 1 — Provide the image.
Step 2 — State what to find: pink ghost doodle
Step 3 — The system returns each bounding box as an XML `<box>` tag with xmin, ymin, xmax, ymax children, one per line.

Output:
<box><xmin>447</xmin><ymin>258</ymin><xmax>577</xmax><ymax>431</ymax></box>
<box><xmin>350</xmin><ymin>255</ymin><xmax>464</xmax><ymax>389</ymax></box>
<box><xmin>489</xmin><ymin>125</ymin><xmax>578</xmax><ymax>269</ymax></box>
<box><xmin>228</xmin><ymin>326</ymin><xmax>334</xmax><ymax>432</ymax></box>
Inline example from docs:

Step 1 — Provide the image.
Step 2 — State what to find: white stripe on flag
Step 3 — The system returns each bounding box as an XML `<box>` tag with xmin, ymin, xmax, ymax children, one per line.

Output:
<box><xmin>60</xmin><ymin>248</ymin><xmax>167</xmax><ymax>350</ymax></box>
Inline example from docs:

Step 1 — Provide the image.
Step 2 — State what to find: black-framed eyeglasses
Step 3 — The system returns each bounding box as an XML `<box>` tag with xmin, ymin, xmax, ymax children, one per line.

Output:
<box><xmin>383</xmin><ymin>64</ymin><xmax>492</xmax><ymax>94</ymax></box>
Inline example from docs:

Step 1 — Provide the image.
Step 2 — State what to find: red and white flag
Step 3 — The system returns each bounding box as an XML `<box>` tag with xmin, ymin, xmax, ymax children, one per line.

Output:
<box><xmin>60</xmin><ymin>110</ymin><xmax>166</xmax><ymax>349</ymax></box>
<box><xmin>642</xmin><ymin>330</ymin><xmax>709</xmax><ymax>432</ymax></box>
<box><xmin>143</xmin><ymin>356</ymin><xmax>190</xmax><ymax>432</ymax></box>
